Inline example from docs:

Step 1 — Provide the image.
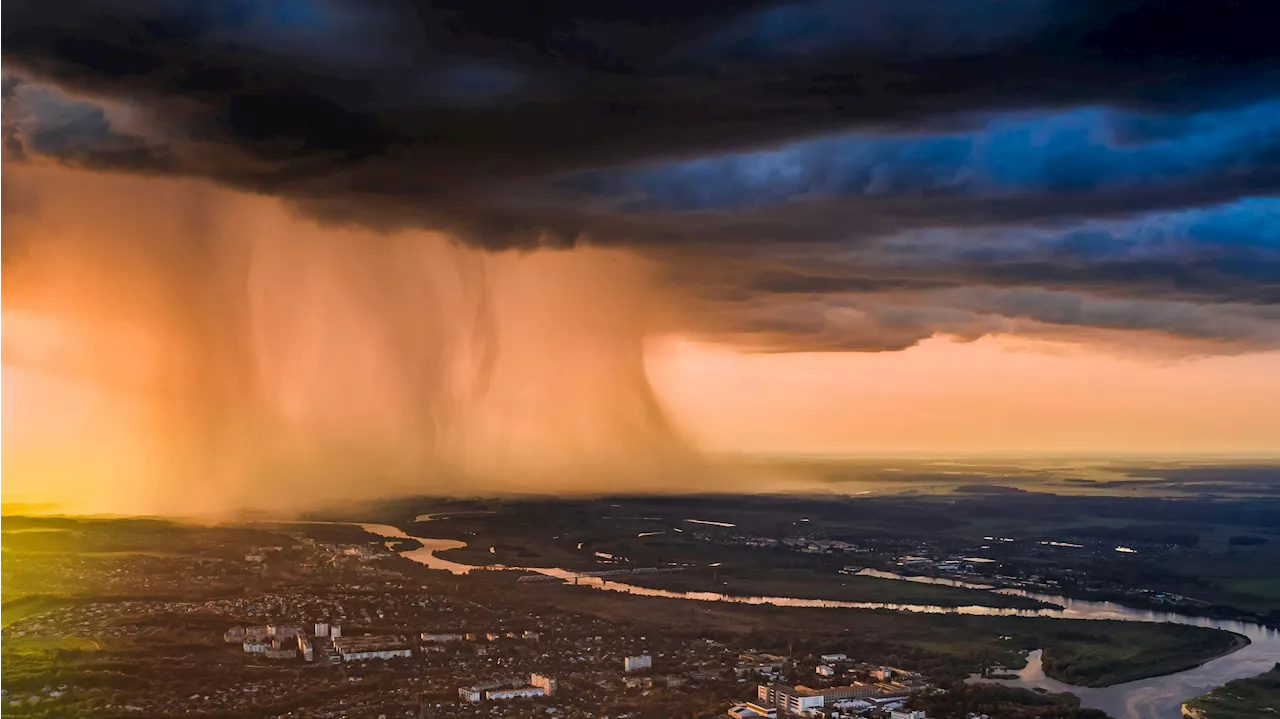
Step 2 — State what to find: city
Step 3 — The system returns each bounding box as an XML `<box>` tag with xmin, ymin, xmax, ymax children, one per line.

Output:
<box><xmin>4</xmin><ymin>486</ymin><xmax>1278</xmax><ymax>718</ymax></box>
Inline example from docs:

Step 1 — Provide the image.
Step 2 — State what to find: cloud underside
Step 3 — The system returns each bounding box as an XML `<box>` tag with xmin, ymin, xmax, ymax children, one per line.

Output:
<box><xmin>3</xmin><ymin>0</ymin><xmax>1279</xmax><ymax>354</ymax></box>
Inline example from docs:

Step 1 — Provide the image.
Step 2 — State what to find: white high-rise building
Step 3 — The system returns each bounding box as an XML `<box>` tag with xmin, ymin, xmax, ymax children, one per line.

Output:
<box><xmin>314</xmin><ymin>623</ymin><xmax>330</xmax><ymax>638</ymax></box>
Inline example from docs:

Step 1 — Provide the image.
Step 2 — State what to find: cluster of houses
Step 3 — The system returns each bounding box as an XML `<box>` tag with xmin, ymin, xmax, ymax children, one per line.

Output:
<box><xmin>222</xmin><ymin>622</ymin><xmax>413</xmax><ymax>663</ymax></box>
<box><xmin>223</xmin><ymin>625</ymin><xmax>314</xmax><ymax>661</ymax></box>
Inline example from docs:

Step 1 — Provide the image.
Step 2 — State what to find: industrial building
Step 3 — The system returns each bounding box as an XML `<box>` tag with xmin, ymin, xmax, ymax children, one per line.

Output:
<box><xmin>486</xmin><ymin>687</ymin><xmax>546</xmax><ymax>700</ymax></box>
<box><xmin>757</xmin><ymin>682</ymin><xmax>883</xmax><ymax>715</ymax></box>
<box><xmin>421</xmin><ymin>633</ymin><xmax>465</xmax><ymax>643</ymax></box>
<box><xmin>458</xmin><ymin>688</ymin><xmax>485</xmax><ymax>703</ymax></box>
<box><xmin>728</xmin><ymin>703</ymin><xmax>778</xmax><ymax>719</ymax></box>
<box><xmin>624</xmin><ymin>654</ymin><xmax>652</xmax><ymax>672</ymax></box>
<box><xmin>735</xmin><ymin>652</ymin><xmax>785</xmax><ymax>677</ymax></box>
<box><xmin>461</xmin><ymin>678</ymin><xmax>523</xmax><ymax>703</ymax></box>
<box><xmin>332</xmin><ymin>636</ymin><xmax>411</xmax><ymax>662</ymax></box>
<box><xmin>459</xmin><ymin>673</ymin><xmax>558</xmax><ymax>703</ymax></box>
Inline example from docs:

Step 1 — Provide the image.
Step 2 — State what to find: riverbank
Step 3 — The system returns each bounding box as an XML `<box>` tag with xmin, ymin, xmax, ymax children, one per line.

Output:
<box><xmin>517</xmin><ymin>580</ymin><xmax>1250</xmax><ymax>687</ymax></box>
<box><xmin>859</xmin><ymin>570</ymin><xmax>1280</xmax><ymax>629</ymax></box>
<box><xmin>1181</xmin><ymin>664</ymin><xmax>1280</xmax><ymax>719</ymax></box>
<box><xmin>623</xmin><ymin>567</ymin><xmax>1057</xmax><ymax>610</ymax></box>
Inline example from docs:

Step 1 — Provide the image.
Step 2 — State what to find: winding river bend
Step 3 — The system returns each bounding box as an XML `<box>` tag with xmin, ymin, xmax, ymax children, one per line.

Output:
<box><xmin>357</xmin><ymin>522</ymin><xmax>1280</xmax><ymax>719</ymax></box>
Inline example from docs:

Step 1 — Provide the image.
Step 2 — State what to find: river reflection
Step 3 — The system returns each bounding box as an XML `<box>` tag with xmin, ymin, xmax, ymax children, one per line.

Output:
<box><xmin>358</xmin><ymin>523</ymin><xmax>1280</xmax><ymax>719</ymax></box>
<box><xmin>355</xmin><ymin>524</ymin><xmax>475</xmax><ymax>574</ymax></box>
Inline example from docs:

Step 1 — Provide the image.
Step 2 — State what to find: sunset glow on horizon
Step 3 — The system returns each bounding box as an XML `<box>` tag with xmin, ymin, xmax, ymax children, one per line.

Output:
<box><xmin>647</xmin><ymin>336</ymin><xmax>1280</xmax><ymax>457</ymax></box>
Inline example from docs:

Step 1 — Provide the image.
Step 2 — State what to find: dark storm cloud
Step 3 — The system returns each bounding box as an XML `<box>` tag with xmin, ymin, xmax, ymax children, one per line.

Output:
<box><xmin>655</xmin><ymin>197</ymin><xmax>1280</xmax><ymax>350</ymax></box>
<box><xmin>679</xmin><ymin>284</ymin><xmax>1280</xmax><ymax>353</ymax></box>
<box><xmin>1</xmin><ymin>75</ymin><xmax>20</xmax><ymax>98</ymax></box>
<box><xmin>566</xmin><ymin>102</ymin><xmax>1280</xmax><ymax>213</ymax></box>
<box><xmin>1</xmin><ymin>79</ymin><xmax>174</xmax><ymax>171</ymax></box>
<box><xmin>3</xmin><ymin>0</ymin><xmax>1280</xmax><ymax>352</ymax></box>
<box><xmin>542</xmin><ymin>98</ymin><xmax>1280</xmax><ymax>272</ymax></box>
<box><xmin>907</xmin><ymin>199</ymin><xmax>1280</xmax><ymax>306</ymax></box>
<box><xmin>1</xmin><ymin>134</ymin><xmax>22</xmax><ymax>161</ymax></box>
<box><xmin>5</xmin><ymin>0</ymin><xmax>1279</xmax><ymax>206</ymax></box>
<box><xmin>1</xmin><ymin>77</ymin><xmax>29</xmax><ymax>161</ymax></box>
<box><xmin>688</xmin><ymin>0</ymin><xmax>1059</xmax><ymax>64</ymax></box>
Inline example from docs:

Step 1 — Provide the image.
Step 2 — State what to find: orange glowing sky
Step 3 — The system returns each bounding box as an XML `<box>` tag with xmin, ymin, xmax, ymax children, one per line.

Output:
<box><xmin>646</xmin><ymin>337</ymin><xmax>1280</xmax><ymax>456</ymax></box>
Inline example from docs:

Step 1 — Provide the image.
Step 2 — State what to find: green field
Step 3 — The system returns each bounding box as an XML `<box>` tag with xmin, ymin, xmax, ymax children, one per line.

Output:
<box><xmin>1</xmin><ymin>596</ymin><xmax>72</xmax><ymax>627</ymax></box>
<box><xmin>0</xmin><ymin>629</ymin><xmax>102</xmax><ymax>695</ymax></box>
<box><xmin>1184</xmin><ymin>665</ymin><xmax>1280</xmax><ymax>719</ymax></box>
<box><xmin>1038</xmin><ymin>624</ymin><xmax>1248</xmax><ymax>687</ymax></box>
<box><xmin>1227</xmin><ymin>579</ymin><xmax>1280</xmax><ymax>602</ymax></box>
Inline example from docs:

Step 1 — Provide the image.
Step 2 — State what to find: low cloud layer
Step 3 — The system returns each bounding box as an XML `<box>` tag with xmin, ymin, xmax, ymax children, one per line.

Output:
<box><xmin>4</xmin><ymin>0</ymin><xmax>1280</xmax><ymax>354</ymax></box>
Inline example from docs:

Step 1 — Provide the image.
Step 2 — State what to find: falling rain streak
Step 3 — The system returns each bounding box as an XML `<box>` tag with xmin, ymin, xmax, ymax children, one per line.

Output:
<box><xmin>2</xmin><ymin>166</ymin><xmax>692</xmax><ymax>515</ymax></box>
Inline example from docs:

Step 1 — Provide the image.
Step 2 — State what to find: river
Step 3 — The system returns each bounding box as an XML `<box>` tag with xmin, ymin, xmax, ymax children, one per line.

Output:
<box><xmin>356</xmin><ymin>522</ymin><xmax>1280</xmax><ymax>719</ymax></box>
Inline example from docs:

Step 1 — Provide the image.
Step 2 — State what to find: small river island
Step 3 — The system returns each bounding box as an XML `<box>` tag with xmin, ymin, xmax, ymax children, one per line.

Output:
<box><xmin>1038</xmin><ymin>625</ymin><xmax>1249</xmax><ymax>687</ymax></box>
